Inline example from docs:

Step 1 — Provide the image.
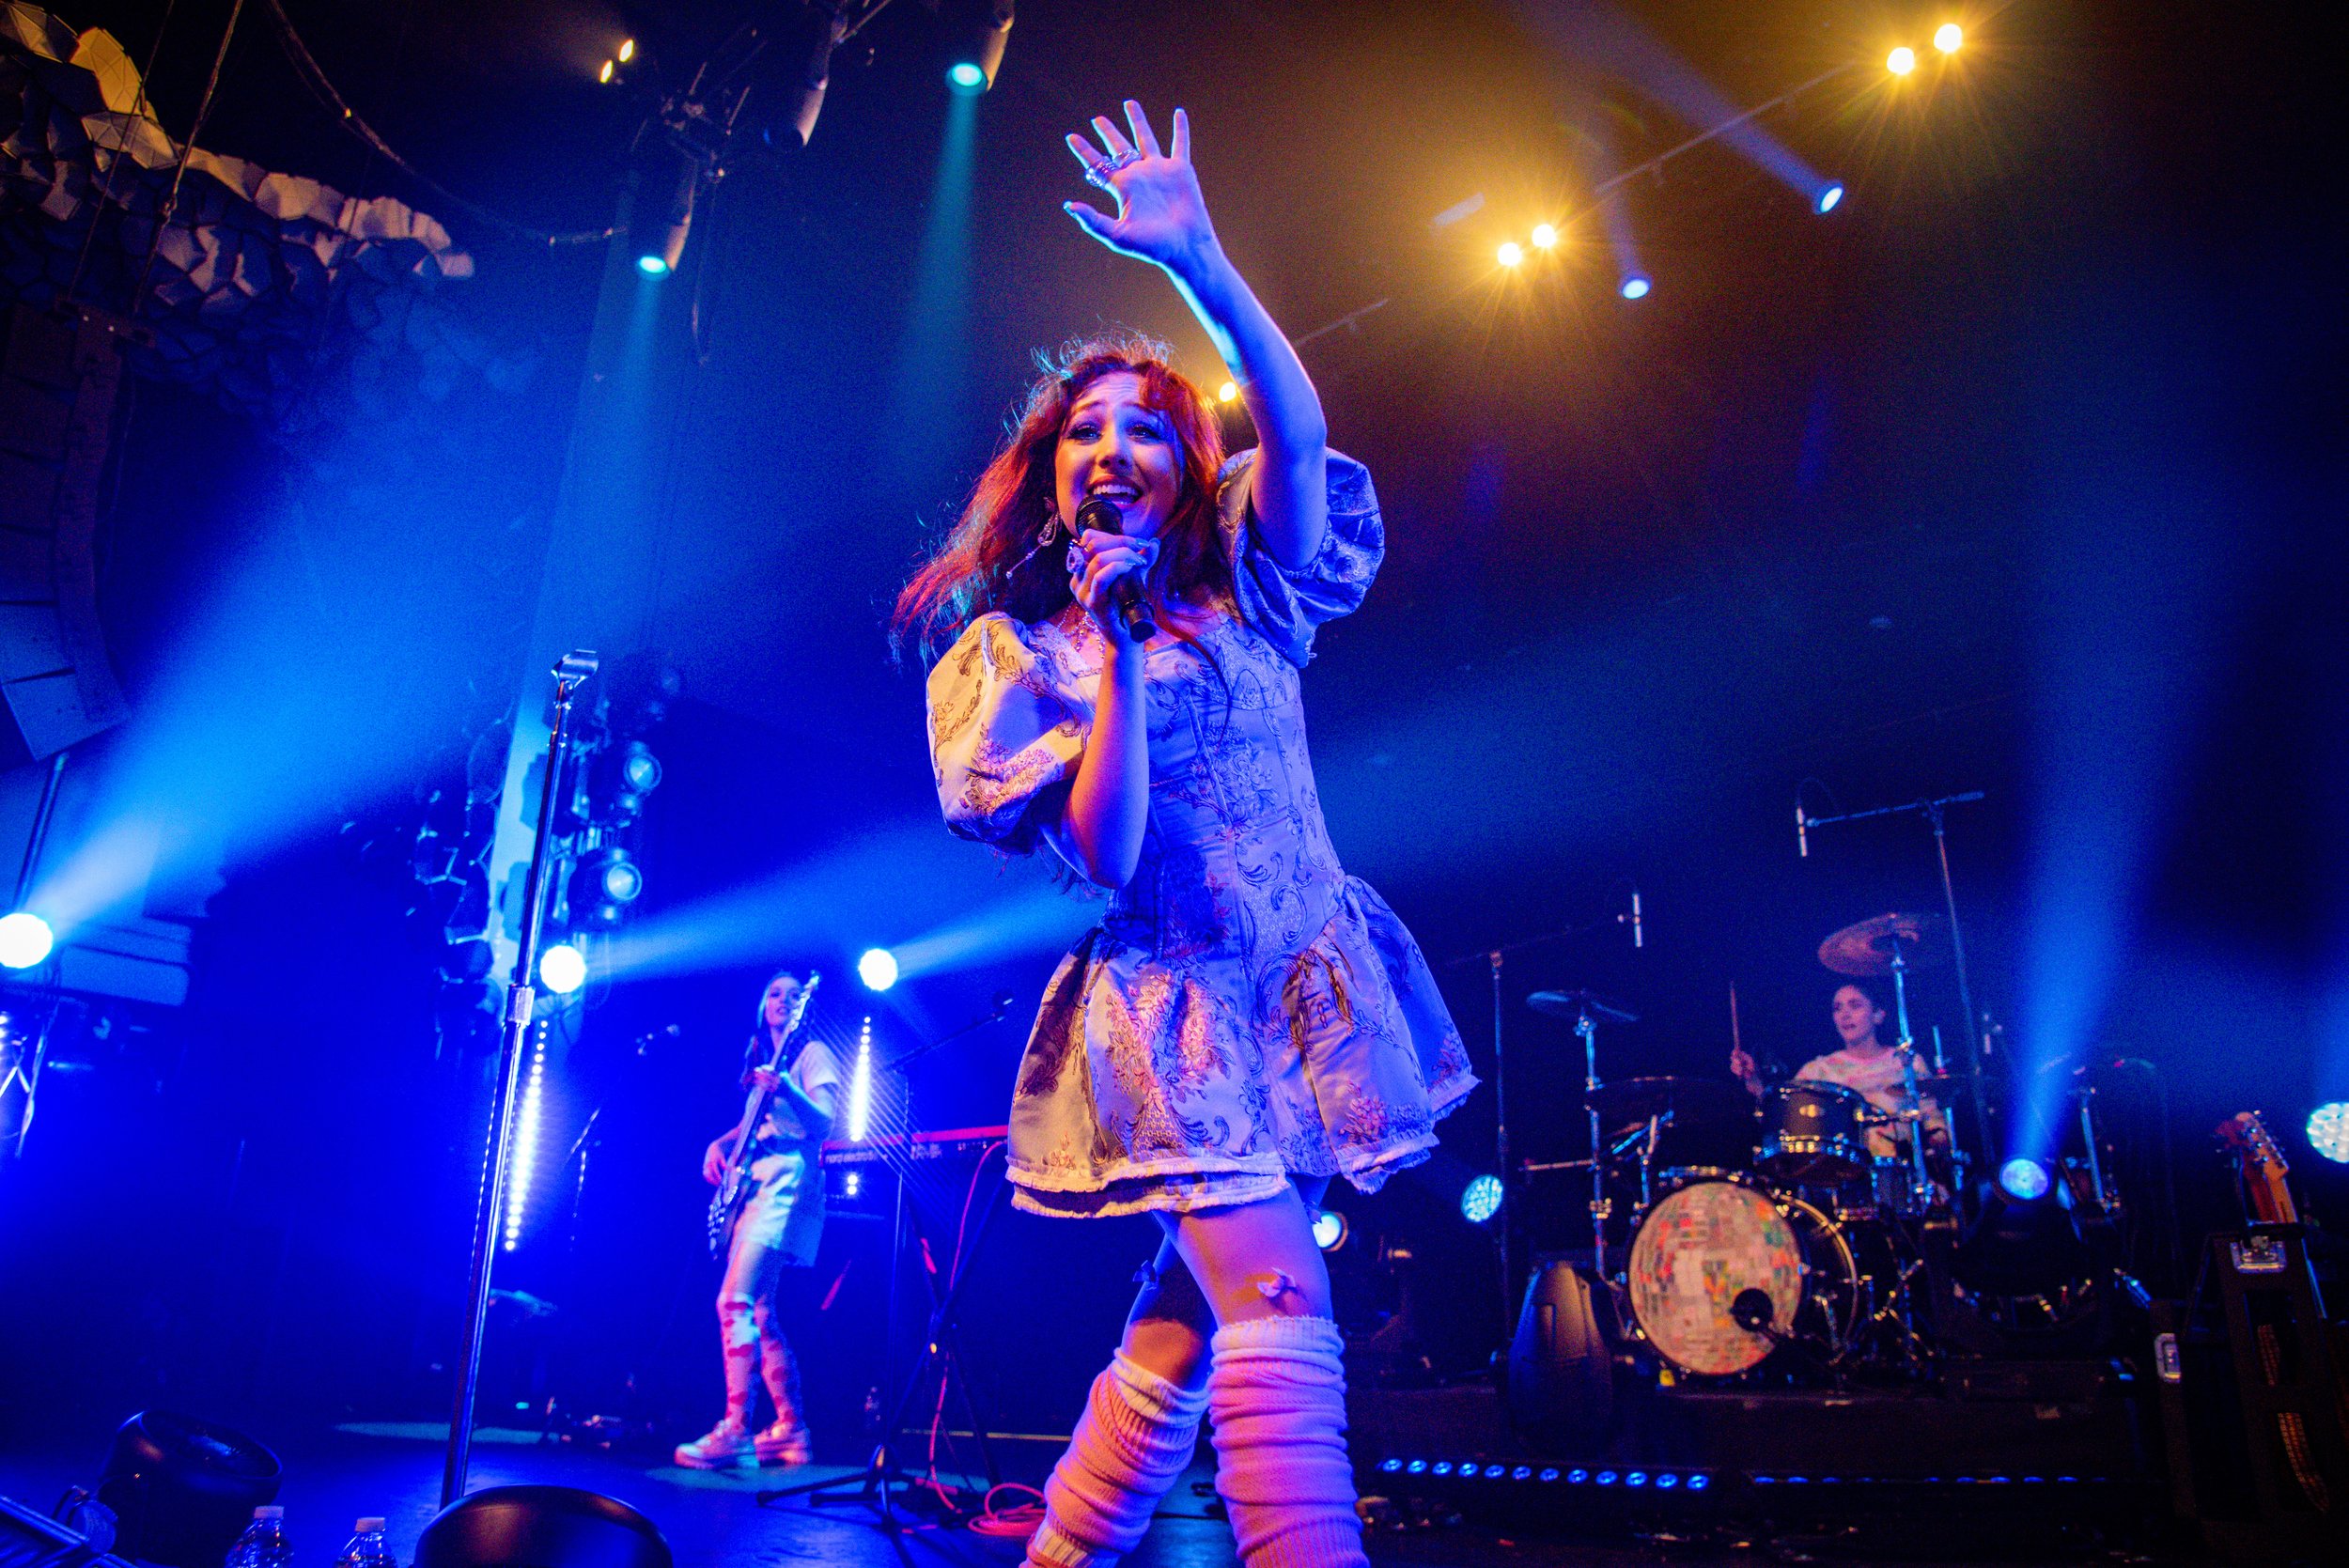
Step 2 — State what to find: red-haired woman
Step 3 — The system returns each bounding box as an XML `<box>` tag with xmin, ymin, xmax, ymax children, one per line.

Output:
<box><xmin>899</xmin><ymin>103</ymin><xmax>1474</xmax><ymax>1568</ymax></box>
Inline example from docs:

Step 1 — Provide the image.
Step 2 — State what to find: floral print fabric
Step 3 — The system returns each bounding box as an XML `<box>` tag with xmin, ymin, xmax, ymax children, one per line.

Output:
<box><xmin>927</xmin><ymin>449</ymin><xmax>1476</xmax><ymax>1217</ymax></box>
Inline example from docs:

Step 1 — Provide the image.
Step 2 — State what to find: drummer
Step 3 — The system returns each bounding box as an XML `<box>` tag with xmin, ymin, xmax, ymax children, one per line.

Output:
<box><xmin>1731</xmin><ymin>980</ymin><xmax>1950</xmax><ymax>1160</ymax></box>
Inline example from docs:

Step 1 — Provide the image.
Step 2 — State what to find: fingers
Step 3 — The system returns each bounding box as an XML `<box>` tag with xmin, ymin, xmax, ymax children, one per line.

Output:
<box><xmin>1065</xmin><ymin>131</ymin><xmax>1106</xmax><ymax>175</ymax></box>
<box><xmin>1171</xmin><ymin>106</ymin><xmax>1190</xmax><ymax>163</ymax></box>
<box><xmin>1063</xmin><ymin>201</ymin><xmax>1116</xmax><ymax>241</ymax></box>
<box><xmin>1091</xmin><ymin>115</ymin><xmax>1136</xmax><ymax>159</ymax></box>
<box><xmin>1124</xmin><ymin>100</ymin><xmax>1161</xmax><ymax>159</ymax></box>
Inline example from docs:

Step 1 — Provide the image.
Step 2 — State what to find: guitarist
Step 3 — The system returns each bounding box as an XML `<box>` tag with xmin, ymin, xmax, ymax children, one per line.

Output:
<box><xmin>677</xmin><ymin>969</ymin><xmax>844</xmax><ymax>1469</ymax></box>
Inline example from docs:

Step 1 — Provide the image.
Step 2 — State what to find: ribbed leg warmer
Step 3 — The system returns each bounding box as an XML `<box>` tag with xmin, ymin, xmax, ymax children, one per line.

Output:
<box><xmin>1024</xmin><ymin>1351</ymin><xmax>1211</xmax><ymax>1568</ymax></box>
<box><xmin>1206</xmin><ymin>1316</ymin><xmax>1369</xmax><ymax>1568</ymax></box>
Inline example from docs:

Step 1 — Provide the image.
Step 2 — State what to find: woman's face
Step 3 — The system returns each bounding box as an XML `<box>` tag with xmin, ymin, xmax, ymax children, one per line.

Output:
<box><xmin>1054</xmin><ymin>371</ymin><xmax>1184</xmax><ymax>542</ymax></box>
<box><xmin>1832</xmin><ymin>985</ymin><xmax>1885</xmax><ymax>1048</ymax></box>
<box><xmin>762</xmin><ymin>975</ymin><xmax>801</xmax><ymax>1029</ymax></box>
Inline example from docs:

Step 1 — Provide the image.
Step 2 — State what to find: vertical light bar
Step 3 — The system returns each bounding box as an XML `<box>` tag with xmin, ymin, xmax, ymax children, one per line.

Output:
<box><xmin>848</xmin><ymin>1017</ymin><xmax>874</xmax><ymax>1142</ymax></box>
<box><xmin>503</xmin><ymin>1021</ymin><xmax>549</xmax><ymax>1250</ymax></box>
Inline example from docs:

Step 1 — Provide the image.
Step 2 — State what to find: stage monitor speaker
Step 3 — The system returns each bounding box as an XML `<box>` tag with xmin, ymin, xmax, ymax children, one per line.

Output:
<box><xmin>1506</xmin><ymin>1255</ymin><xmax>1616</xmax><ymax>1451</ymax></box>
<box><xmin>414</xmin><ymin>1486</ymin><xmax>672</xmax><ymax>1568</ymax></box>
<box><xmin>92</xmin><ymin>1410</ymin><xmax>280</xmax><ymax>1568</ymax></box>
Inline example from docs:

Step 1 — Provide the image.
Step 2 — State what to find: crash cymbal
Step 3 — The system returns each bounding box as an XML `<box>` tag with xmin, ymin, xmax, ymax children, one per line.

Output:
<box><xmin>1528</xmin><ymin>989</ymin><xmax>1640</xmax><ymax>1025</ymax></box>
<box><xmin>1586</xmin><ymin>1075</ymin><xmax>1753</xmax><ymax>1129</ymax></box>
<box><xmin>1818</xmin><ymin>912</ymin><xmax>1947</xmax><ymax>976</ymax></box>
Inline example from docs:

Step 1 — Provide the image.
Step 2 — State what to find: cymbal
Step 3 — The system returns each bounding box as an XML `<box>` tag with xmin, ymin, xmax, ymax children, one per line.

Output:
<box><xmin>1587</xmin><ymin>1075</ymin><xmax>1752</xmax><ymax>1128</ymax></box>
<box><xmin>1528</xmin><ymin>989</ymin><xmax>1640</xmax><ymax>1025</ymax></box>
<box><xmin>1818</xmin><ymin>912</ymin><xmax>1947</xmax><ymax>977</ymax></box>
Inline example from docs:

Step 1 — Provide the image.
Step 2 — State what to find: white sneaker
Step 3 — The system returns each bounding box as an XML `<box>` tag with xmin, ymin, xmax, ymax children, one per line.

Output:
<box><xmin>674</xmin><ymin>1420</ymin><xmax>756</xmax><ymax>1469</ymax></box>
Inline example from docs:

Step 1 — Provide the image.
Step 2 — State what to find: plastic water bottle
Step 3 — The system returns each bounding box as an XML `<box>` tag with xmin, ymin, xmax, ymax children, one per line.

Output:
<box><xmin>223</xmin><ymin>1505</ymin><xmax>294</xmax><ymax>1567</ymax></box>
<box><xmin>334</xmin><ymin>1516</ymin><xmax>396</xmax><ymax>1568</ymax></box>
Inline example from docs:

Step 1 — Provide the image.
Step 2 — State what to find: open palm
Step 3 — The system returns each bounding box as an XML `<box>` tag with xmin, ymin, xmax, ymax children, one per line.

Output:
<box><xmin>1063</xmin><ymin>101</ymin><xmax>1218</xmax><ymax>269</ymax></box>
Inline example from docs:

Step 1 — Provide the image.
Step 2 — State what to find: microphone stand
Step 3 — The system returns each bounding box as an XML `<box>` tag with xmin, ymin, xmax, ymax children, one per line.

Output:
<box><xmin>442</xmin><ymin>649</ymin><xmax>596</xmax><ymax>1506</ymax></box>
<box><xmin>1800</xmin><ymin>789</ymin><xmax>1990</xmax><ymax>1176</ymax></box>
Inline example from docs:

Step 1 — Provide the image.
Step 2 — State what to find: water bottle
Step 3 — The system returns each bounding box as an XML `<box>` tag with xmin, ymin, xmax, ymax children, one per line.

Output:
<box><xmin>223</xmin><ymin>1505</ymin><xmax>294</xmax><ymax>1568</ymax></box>
<box><xmin>334</xmin><ymin>1516</ymin><xmax>396</xmax><ymax>1568</ymax></box>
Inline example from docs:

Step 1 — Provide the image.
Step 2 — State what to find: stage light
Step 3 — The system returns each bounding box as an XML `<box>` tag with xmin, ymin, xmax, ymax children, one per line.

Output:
<box><xmin>1934</xmin><ymin>23</ymin><xmax>1963</xmax><ymax>54</ymax></box>
<box><xmin>599</xmin><ymin>59</ymin><xmax>615</xmax><ymax>85</ymax></box>
<box><xmin>617</xmin><ymin>38</ymin><xmax>636</xmax><ymax>63</ymax></box>
<box><xmin>1461</xmin><ymin>1172</ymin><xmax>1503</xmax><ymax>1223</ymax></box>
<box><xmin>568</xmin><ymin>847</ymin><xmax>645</xmax><ymax>928</ymax></box>
<box><xmin>945</xmin><ymin>0</ymin><xmax>1015</xmax><ymax>93</ymax></box>
<box><xmin>1217</xmin><ymin>380</ymin><xmax>1238</xmax><ymax>404</ymax></box>
<box><xmin>848</xmin><ymin>1017</ymin><xmax>874</xmax><ymax>1141</ymax></box>
<box><xmin>503</xmin><ymin>1022</ymin><xmax>549</xmax><ymax>1250</ymax></box>
<box><xmin>1312</xmin><ymin>1209</ymin><xmax>1348</xmax><ymax>1250</ymax></box>
<box><xmin>1530</xmin><ymin>223</ymin><xmax>1559</xmax><ymax>250</ymax></box>
<box><xmin>1888</xmin><ymin>46</ymin><xmax>1918</xmax><ymax>75</ymax></box>
<box><xmin>1620</xmin><ymin>275</ymin><xmax>1651</xmax><ymax>301</ymax></box>
<box><xmin>0</xmin><ymin>911</ymin><xmax>54</xmax><ymax>969</ymax></box>
<box><xmin>1815</xmin><ymin>182</ymin><xmax>1844</xmax><ymax>214</ymax></box>
<box><xmin>857</xmin><ymin>946</ymin><xmax>898</xmax><ymax>991</ymax></box>
<box><xmin>636</xmin><ymin>255</ymin><xmax>669</xmax><ymax>277</ymax></box>
<box><xmin>1496</xmin><ymin>241</ymin><xmax>1525</xmax><ymax>268</ymax></box>
<box><xmin>538</xmin><ymin>943</ymin><xmax>586</xmax><ymax>996</ymax></box>
<box><xmin>2309</xmin><ymin>1102</ymin><xmax>2349</xmax><ymax>1163</ymax></box>
<box><xmin>1999</xmin><ymin>1157</ymin><xmax>2052</xmax><ymax>1202</ymax></box>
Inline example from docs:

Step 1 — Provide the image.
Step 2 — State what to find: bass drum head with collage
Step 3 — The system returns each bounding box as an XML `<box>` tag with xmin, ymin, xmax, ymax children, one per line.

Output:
<box><xmin>1626</xmin><ymin>1176</ymin><xmax>1804</xmax><ymax>1376</ymax></box>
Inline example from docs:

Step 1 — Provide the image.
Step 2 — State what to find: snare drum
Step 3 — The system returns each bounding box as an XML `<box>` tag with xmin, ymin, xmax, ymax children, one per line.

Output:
<box><xmin>1625</xmin><ymin>1170</ymin><xmax>1858</xmax><ymax>1377</ymax></box>
<box><xmin>1831</xmin><ymin>1155</ymin><xmax>1931</xmax><ymax>1223</ymax></box>
<box><xmin>1755</xmin><ymin>1081</ymin><xmax>1871</xmax><ymax>1182</ymax></box>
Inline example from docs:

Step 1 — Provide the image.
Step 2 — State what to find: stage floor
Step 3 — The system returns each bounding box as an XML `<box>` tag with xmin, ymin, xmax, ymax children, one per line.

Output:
<box><xmin>0</xmin><ymin>1418</ymin><xmax>2202</xmax><ymax>1567</ymax></box>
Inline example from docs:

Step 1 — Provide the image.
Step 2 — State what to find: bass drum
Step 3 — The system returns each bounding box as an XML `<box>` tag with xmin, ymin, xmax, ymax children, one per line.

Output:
<box><xmin>1625</xmin><ymin>1171</ymin><xmax>1859</xmax><ymax>1377</ymax></box>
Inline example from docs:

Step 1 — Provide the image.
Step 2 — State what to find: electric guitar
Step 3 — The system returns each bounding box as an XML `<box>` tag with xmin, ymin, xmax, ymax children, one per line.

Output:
<box><xmin>2217</xmin><ymin>1110</ymin><xmax>2296</xmax><ymax>1224</ymax></box>
<box><xmin>707</xmin><ymin>973</ymin><xmax>821</xmax><ymax>1259</ymax></box>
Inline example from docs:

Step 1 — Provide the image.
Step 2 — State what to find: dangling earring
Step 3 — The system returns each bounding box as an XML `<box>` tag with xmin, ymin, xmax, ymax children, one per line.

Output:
<box><xmin>1038</xmin><ymin>508</ymin><xmax>1062</xmax><ymax>545</ymax></box>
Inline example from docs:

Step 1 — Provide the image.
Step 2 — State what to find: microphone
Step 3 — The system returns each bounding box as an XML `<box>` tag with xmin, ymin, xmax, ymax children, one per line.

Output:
<box><xmin>633</xmin><ymin>1023</ymin><xmax>681</xmax><ymax>1055</ymax></box>
<box><xmin>1073</xmin><ymin>495</ymin><xmax>1157</xmax><ymax>644</ymax></box>
<box><xmin>1796</xmin><ymin>798</ymin><xmax>1809</xmax><ymax>858</ymax></box>
<box><xmin>990</xmin><ymin>989</ymin><xmax>1019</xmax><ymax>1019</ymax></box>
<box><xmin>1730</xmin><ymin>1288</ymin><xmax>1789</xmax><ymax>1343</ymax></box>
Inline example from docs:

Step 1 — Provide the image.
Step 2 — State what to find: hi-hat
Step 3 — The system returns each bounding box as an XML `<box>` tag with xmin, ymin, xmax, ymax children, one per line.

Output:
<box><xmin>1818</xmin><ymin>912</ymin><xmax>1946</xmax><ymax>976</ymax></box>
<box><xmin>1528</xmin><ymin>989</ymin><xmax>1640</xmax><ymax>1025</ymax></box>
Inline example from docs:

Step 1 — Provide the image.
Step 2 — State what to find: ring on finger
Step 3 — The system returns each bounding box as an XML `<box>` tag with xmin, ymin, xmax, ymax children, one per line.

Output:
<box><xmin>1065</xmin><ymin>541</ymin><xmax>1089</xmax><ymax>577</ymax></box>
<box><xmin>1083</xmin><ymin>148</ymin><xmax>1143</xmax><ymax>192</ymax></box>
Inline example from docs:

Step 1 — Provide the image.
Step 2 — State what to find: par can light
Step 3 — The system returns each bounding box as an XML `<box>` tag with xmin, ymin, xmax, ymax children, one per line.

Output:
<box><xmin>1460</xmin><ymin>1172</ymin><xmax>1504</xmax><ymax>1224</ymax></box>
<box><xmin>857</xmin><ymin>947</ymin><xmax>899</xmax><ymax>992</ymax></box>
<box><xmin>2308</xmin><ymin>1102</ymin><xmax>2349</xmax><ymax>1163</ymax></box>
<box><xmin>538</xmin><ymin>943</ymin><xmax>587</xmax><ymax>996</ymax></box>
<box><xmin>1998</xmin><ymin>1157</ymin><xmax>2052</xmax><ymax>1202</ymax></box>
<box><xmin>0</xmin><ymin>910</ymin><xmax>54</xmax><ymax>969</ymax></box>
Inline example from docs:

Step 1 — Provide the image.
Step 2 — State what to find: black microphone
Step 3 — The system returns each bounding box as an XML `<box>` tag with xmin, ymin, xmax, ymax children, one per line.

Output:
<box><xmin>1730</xmin><ymin>1288</ymin><xmax>1786</xmax><ymax>1342</ymax></box>
<box><xmin>1073</xmin><ymin>495</ymin><xmax>1157</xmax><ymax>644</ymax></box>
<box><xmin>1796</xmin><ymin>798</ymin><xmax>1809</xmax><ymax>858</ymax></box>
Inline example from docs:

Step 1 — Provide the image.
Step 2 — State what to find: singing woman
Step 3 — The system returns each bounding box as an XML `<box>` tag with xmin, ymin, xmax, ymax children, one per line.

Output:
<box><xmin>897</xmin><ymin>102</ymin><xmax>1473</xmax><ymax>1568</ymax></box>
<box><xmin>677</xmin><ymin>970</ymin><xmax>842</xmax><ymax>1469</ymax></box>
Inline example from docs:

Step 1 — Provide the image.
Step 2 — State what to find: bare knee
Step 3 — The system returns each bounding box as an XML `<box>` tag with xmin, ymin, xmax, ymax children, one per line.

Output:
<box><xmin>1121</xmin><ymin>1312</ymin><xmax>1210</xmax><ymax>1389</ymax></box>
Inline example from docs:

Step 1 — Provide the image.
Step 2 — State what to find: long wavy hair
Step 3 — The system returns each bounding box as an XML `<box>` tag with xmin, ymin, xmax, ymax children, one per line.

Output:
<box><xmin>891</xmin><ymin>332</ymin><xmax>1230</xmax><ymax>664</ymax></box>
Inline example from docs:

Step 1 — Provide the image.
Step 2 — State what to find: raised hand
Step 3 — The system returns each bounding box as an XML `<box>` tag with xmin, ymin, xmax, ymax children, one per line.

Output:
<box><xmin>1062</xmin><ymin>101</ymin><xmax>1217</xmax><ymax>272</ymax></box>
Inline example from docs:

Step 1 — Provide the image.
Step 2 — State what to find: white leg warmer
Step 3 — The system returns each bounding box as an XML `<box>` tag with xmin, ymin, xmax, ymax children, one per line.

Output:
<box><xmin>1024</xmin><ymin>1350</ymin><xmax>1211</xmax><ymax>1568</ymax></box>
<box><xmin>1206</xmin><ymin>1316</ymin><xmax>1369</xmax><ymax>1568</ymax></box>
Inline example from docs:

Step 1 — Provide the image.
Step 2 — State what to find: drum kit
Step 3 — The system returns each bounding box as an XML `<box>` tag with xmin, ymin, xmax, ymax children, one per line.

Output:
<box><xmin>1518</xmin><ymin>911</ymin><xmax>2040</xmax><ymax>1385</ymax></box>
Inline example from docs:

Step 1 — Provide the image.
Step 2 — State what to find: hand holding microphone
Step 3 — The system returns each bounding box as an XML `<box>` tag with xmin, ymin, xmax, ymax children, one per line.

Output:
<box><xmin>1069</xmin><ymin>495</ymin><xmax>1159</xmax><ymax>644</ymax></box>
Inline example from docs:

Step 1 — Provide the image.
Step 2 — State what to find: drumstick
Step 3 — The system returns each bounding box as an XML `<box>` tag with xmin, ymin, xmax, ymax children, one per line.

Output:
<box><xmin>1729</xmin><ymin>983</ymin><xmax>1743</xmax><ymax>1058</ymax></box>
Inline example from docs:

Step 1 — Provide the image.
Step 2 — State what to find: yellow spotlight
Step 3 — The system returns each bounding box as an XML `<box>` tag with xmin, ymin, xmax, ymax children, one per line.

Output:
<box><xmin>1933</xmin><ymin>23</ymin><xmax>1963</xmax><ymax>53</ymax></box>
<box><xmin>1497</xmin><ymin>241</ymin><xmax>1525</xmax><ymax>268</ymax></box>
<box><xmin>1530</xmin><ymin>222</ymin><xmax>1559</xmax><ymax>250</ymax></box>
<box><xmin>1217</xmin><ymin>380</ymin><xmax>1238</xmax><ymax>404</ymax></box>
<box><xmin>1887</xmin><ymin>45</ymin><xmax>1917</xmax><ymax>75</ymax></box>
<box><xmin>599</xmin><ymin>58</ymin><xmax>615</xmax><ymax>84</ymax></box>
<box><xmin>617</xmin><ymin>38</ymin><xmax>636</xmax><ymax>63</ymax></box>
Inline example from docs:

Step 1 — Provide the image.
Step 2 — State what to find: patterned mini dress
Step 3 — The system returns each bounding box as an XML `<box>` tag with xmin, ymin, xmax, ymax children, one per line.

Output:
<box><xmin>926</xmin><ymin>449</ymin><xmax>1476</xmax><ymax>1218</ymax></box>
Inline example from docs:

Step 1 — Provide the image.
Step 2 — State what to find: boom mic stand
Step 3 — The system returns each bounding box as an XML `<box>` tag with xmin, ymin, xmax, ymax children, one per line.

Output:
<box><xmin>442</xmin><ymin>649</ymin><xmax>597</xmax><ymax>1505</ymax></box>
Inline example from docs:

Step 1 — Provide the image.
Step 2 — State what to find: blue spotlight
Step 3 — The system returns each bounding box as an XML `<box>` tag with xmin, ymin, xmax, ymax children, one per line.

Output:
<box><xmin>1620</xmin><ymin>275</ymin><xmax>1652</xmax><ymax>301</ymax></box>
<box><xmin>1312</xmin><ymin>1208</ymin><xmax>1349</xmax><ymax>1250</ymax></box>
<box><xmin>1815</xmin><ymin>182</ymin><xmax>1844</xmax><ymax>214</ymax></box>
<box><xmin>2309</xmin><ymin>1102</ymin><xmax>2349</xmax><ymax>1163</ymax></box>
<box><xmin>537</xmin><ymin>942</ymin><xmax>587</xmax><ymax>996</ymax></box>
<box><xmin>1999</xmin><ymin>1157</ymin><xmax>2053</xmax><ymax>1202</ymax></box>
<box><xmin>1460</xmin><ymin>1172</ymin><xmax>1504</xmax><ymax>1223</ymax></box>
<box><xmin>857</xmin><ymin>946</ymin><xmax>899</xmax><ymax>992</ymax></box>
<box><xmin>636</xmin><ymin>254</ymin><xmax>671</xmax><ymax>277</ymax></box>
<box><xmin>0</xmin><ymin>911</ymin><xmax>54</xmax><ymax>969</ymax></box>
<box><xmin>946</xmin><ymin>61</ymin><xmax>987</xmax><ymax>93</ymax></box>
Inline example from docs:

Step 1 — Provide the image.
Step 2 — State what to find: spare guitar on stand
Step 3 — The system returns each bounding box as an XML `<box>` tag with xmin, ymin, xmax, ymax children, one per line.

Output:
<box><xmin>708</xmin><ymin>973</ymin><xmax>822</xmax><ymax>1259</ymax></box>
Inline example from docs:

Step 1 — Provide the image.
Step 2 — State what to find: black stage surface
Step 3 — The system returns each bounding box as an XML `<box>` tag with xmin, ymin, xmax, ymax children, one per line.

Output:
<box><xmin>0</xmin><ymin>1411</ymin><xmax>2211</xmax><ymax>1567</ymax></box>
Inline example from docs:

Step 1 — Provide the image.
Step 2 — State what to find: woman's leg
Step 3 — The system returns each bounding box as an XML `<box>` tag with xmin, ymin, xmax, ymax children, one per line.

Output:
<box><xmin>1023</xmin><ymin>1234</ymin><xmax>1215</xmax><ymax>1568</ymax></box>
<box><xmin>675</xmin><ymin>1224</ymin><xmax>781</xmax><ymax>1467</ymax></box>
<box><xmin>751</xmin><ymin>1265</ymin><xmax>810</xmax><ymax>1463</ymax></box>
<box><xmin>1164</xmin><ymin>1181</ymin><xmax>1366</xmax><ymax>1568</ymax></box>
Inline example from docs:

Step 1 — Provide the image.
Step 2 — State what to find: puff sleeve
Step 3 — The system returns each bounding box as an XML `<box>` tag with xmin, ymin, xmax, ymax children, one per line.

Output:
<box><xmin>927</xmin><ymin>613</ymin><xmax>1092</xmax><ymax>853</ymax></box>
<box><xmin>1218</xmin><ymin>447</ymin><xmax>1386</xmax><ymax>668</ymax></box>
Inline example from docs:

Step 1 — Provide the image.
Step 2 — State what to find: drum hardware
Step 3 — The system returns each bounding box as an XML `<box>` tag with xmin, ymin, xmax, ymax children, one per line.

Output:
<box><xmin>1623</xmin><ymin>1170</ymin><xmax>1862</xmax><ymax>1380</ymax></box>
<box><xmin>1526</xmin><ymin>990</ymin><xmax>1641</xmax><ymax>1277</ymax></box>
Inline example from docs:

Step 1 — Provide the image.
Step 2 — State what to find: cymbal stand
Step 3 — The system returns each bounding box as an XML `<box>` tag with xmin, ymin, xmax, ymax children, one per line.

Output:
<box><xmin>1885</xmin><ymin>941</ymin><xmax>1936</xmax><ymax>1214</ymax></box>
<box><xmin>1575</xmin><ymin>999</ymin><xmax>1608</xmax><ymax>1279</ymax></box>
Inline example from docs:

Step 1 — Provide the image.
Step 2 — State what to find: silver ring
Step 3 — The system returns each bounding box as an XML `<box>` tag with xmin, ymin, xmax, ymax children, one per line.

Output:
<box><xmin>1083</xmin><ymin>149</ymin><xmax>1143</xmax><ymax>192</ymax></box>
<box><xmin>1065</xmin><ymin>542</ymin><xmax>1088</xmax><ymax>577</ymax></box>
